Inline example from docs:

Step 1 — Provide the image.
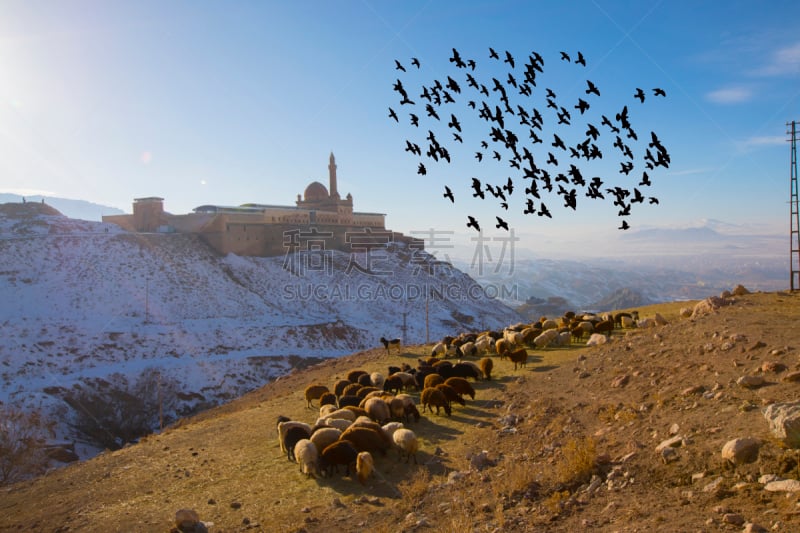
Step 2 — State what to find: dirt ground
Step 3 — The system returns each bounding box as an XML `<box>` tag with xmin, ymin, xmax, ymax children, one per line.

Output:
<box><xmin>1</xmin><ymin>290</ymin><xmax>800</xmax><ymax>532</ymax></box>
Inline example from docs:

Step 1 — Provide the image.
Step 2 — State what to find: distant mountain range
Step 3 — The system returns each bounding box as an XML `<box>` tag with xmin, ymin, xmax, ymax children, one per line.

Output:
<box><xmin>0</xmin><ymin>194</ymin><xmax>124</xmax><ymax>221</ymax></box>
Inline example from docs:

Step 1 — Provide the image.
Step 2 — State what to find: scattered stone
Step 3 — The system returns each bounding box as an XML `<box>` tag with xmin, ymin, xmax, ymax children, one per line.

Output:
<box><xmin>758</xmin><ymin>474</ymin><xmax>780</xmax><ymax>484</ymax></box>
<box><xmin>732</xmin><ymin>284</ymin><xmax>750</xmax><ymax>295</ymax></box>
<box><xmin>763</xmin><ymin>402</ymin><xmax>800</xmax><ymax>448</ymax></box>
<box><xmin>468</xmin><ymin>450</ymin><xmax>496</xmax><ymax>471</ymax></box>
<box><xmin>763</xmin><ymin>479</ymin><xmax>800</xmax><ymax>492</ymax></box>
<box><xmin>742</xmin><ymin>523</ymin><xmax>769</xmax><ymax>533</ymax></box>
<box><xmin>611</xmin><ymin>374</ymin><xmax>629</xmax><ymax>388</ymax></box>
<box><xmin>655</xmin><ymin>436</ymin><xmax>684</xmax><ymax>452</ymax></box>
<box><xmin>782</xmin><ymin>371</ymin><xmax>800</xmax><ymax>383</ymax></box>
<box><xmin>654</xmin><ymin>312</ymin><xmax>668</xmax><ymax>325</ymax></box>
<box><xmin>679</xmin><ymin>307</ymin><xmax>692</xmax><ymax>318</ymax></box>
<box><xmin>174</xmin><ymin>509</ymin><xmax>203</xmax><ymax>533</ymax></box>
<box><xmin>660</xmin><ymin>447</ymin><xmax>679</xmax><ymax>464</ymax></box>
<box><xmin>722</xmin><ymin>512</ymin><xmax>744</xmax><ymax>525</ymax></box>
<box><xmin>230</xmin><ymin>502</ymin><xmax>242</xmax><ymax>510</ymax></box>
<box><xmin>681</xmin><ymin>385</ymin><xmax>705</xmax><ymax>396</ymax></box>
<box><xmin>331</xmin><ymin>498</ymin><xmax>346</xmax><ymax>508</ymax></box>
<box><xmin>721</xmin><ymin>437</ymin><xmax>760</xmax><ymax>466</ymax></box>
<box><xmin>761</xmin><ymin>361</ymin><xmax>787</xmax><ymax>373</ymax></box>
<box><xmin>748</xmin><ymin>341</ymin><xmax>767</xmax><ymax>351</ymax></box>
<box><xmin>703</xmin><ymin>477</ymin><xmax>724</xmax><ymax>493</ymax></box>
<box><xmin>736</xmin><ymin>375</ymin><xmax>765</xmax><ymax>389</ymax></box>
<box><xmin>691</xmin><ymin>472</ymin><xmax>705</xmax><ymax>483</ymax></box>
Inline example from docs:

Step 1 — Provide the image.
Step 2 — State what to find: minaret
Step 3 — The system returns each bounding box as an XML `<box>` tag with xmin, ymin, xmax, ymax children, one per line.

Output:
<box><xmin>328</xmin><ymin>152</ymin><xmax>339</xmax><ymax>199</ymax></box>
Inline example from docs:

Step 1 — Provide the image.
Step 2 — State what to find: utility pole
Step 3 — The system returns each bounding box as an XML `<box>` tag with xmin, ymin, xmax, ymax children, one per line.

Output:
<box><xmin>145</xmin><ymin>277</ymin><xmax>150</xmax><ymax>324</ymax></box>
<box><xmin>789</xmin><ymin>121</ymin><xmax>799</xmax><ymax>291</ymax></box>
<box><xmin>157</xmin><ymin>371</ymin><xmax>163</xmax><ymax>431</ymax></box>
<box><xmin>399</xmin><ymin>311</ymin><xmax>409</xmax><ymax>345</ymax></box>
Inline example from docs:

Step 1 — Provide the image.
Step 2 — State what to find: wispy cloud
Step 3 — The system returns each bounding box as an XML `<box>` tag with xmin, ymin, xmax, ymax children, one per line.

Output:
<box><xmin>752</xmin><ymin>41</ymin><xmax>800</xmax><ymax>76</ymax></box>
<box><xmin>735</xmin><ymin>135</ymin><xmax>785</xmax><ymax>151</ymax></box>
<box><xmin>705</xmin><ymin>86</ymin><xmax>752</xmax><ymax>104</ymax></box>
<box><xmin>0</xmin><ymin>188</ymin><xmax>57</xmax><ymax>196</ymax></box>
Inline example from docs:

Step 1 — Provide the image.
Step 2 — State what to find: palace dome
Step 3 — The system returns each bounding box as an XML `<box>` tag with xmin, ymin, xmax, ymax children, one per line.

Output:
<box><xmin>303</xmin><ymin>181</ymin><xmax>329</xmax><ymax>201</ymax></box>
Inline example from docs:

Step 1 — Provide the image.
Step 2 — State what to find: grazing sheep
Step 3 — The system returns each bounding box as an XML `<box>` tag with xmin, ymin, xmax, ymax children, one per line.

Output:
<box><xmin>370</xmin><ymin>372</ymin><xmax>386</xmax><ymax>389</ymax></box>
<box><xmin>420</xmin><ymin>387</ymin><xmax>452</xmax><ymax>416</ymax></box>
<box><xmin>383</xmin><ymin>374</ymin><xmax>404</xmax><ymax>395</ymax></box>
<box><xmin>474</xmin><ymin>336</ymin><xmax>493</xmax><ymax>355</ymax></box>
<box><xmin>350</xmin><ymin>416</ymin><xmax>383</xmax><ymax>431</ymax></box>
<box><xmin>508</xmin><ymin>348</ymin><xmax>528</xmax><ymax>370</ymax></box>
<box><xmin>431</xmin><ymin>342</ymin><xmax>447</xmax><ymax>357</ymax></box>
<box><xmin>435</xmin><ymin>383</ymin><xmax>466</xmax><ymax>407</ymax></box>
<box><xmin>321</xmin><ymin>408</ymin><xmax>357</xmax><ymax>422</ymax></box>
<box><xmin>342</xmin><ymin>406</ymin><xmax>369</xmax><ymax>418</ymax></box>
<box><xmin>556</xmin><ymin>331</ymin><xmax>572</xmax><ymax>346</ymax></box>
<box><xmin>432</xmin><ymin>360</ymin><xmax>453</xmax><ymax>373</ymax></box>
<box><xmin>459</xmin><ymin>341</ymin><xmax>477</xmax><ymax>357</ymax></box>
<box><xmin>479</xmin><ymin>357</ymin><xmax>493</xmax><ymax>380</ymax></box>
<box><xmin>356</xmin><ymin>451</ymin><xmax>374</xmax><ymax>485</ymax></box>
<box><xmin>424</xmin><ymin>373</ymin><xmax>445</xmax><ymax>389</ymax></box>
<box><xmin>533</xmin><ymin>329</ymin><xmax>559</xmax><ymax>348</ymax></box>
<box><xmin>593</xmin><ymin>319</ymin><xmax>614</xmax><ymax>336</ymax></box>
<box><xmin>337</xmin><ymin>395</ymin><xmax>361</xmax><ymax>408</ymax></box>
<box><xmin>293</xmin><ymin>439</ymin><xmax>319</xmax><ymax>477</ymax></box>
<box><xmin>340</xmin><ymin>426</ymin><xmax>392</xmax><ymax>456</ymax></box>
<box><xmin>388</xmin><ymin>397</ymin><xmax>406</xmax><ymax>420</ymax></box>
<box><xmin>334</xmin><ymin>379</ymin><xmax>352</xmax><ymax>398</ymax></box>
<box><xmin>405</xmin><ymin>403</ymin><xmax>421</xmax><ymax>423</ymax></box>
<box><xmin>304</xmin><ymin>384</ymin><xmax>330</xmax><ymax>409</ymax></box>
<box><xmin>277</xmin><ymin>420</ymin><xmax>312</xmax><ymax>455</ymax></box>
<box><xmin>456</xmin><ymin>360</ymin><xmax>481</xmax><ymax>378</ymax></box>
<box><xmin>379</xmin><ymin>336</ymin><xmax>402</xmax><ymax>354</ymax></box>
<box><xmin>319</xmin><ymin>392</ymin><xmax>337</xmax><ymax>407</ymax></box>
<box><xmin>319</xmin><ymin>440</ymin><xmax>359</xmax><ymax>477</ymax></box>
<box><xmin>619</xmin><ymin>315</ymin><xmax>636</xmax><ymax>328</ymax></box>
<box><xmin>310</xmin><ymin>427</ymin><xmax>343</xmax><ymax>454</ymax></box>
<box><xmin>347</xmin><ymin>369</ymin><xmax>369</xmax><ymax>383</ymax></box>
<box><xmin>364</xmin><ymin>397</ymin><xmax>392</xmax><ymax>424</ymax></box>
<box><xmin>283</xmin><ymin>425</ymin><xmax>312</xmax><ymax>462</ymax></box>
<box><xmin>521</xmin><ymin>327</ymin><xmax>539</xmax><ymax>344</ymax></box>
<box><xmin>320</xmin><ymin>403</ymin><xmax>338</xmax><ymax>417</ymax></box>
<box><xmin>319</xmin><ymin>417</ymin><xmax>352</xmax><ymax>431</ymax></box>
<box><xmin>541</xmin><ymin>319</ymin><xmax>559</xmax><ymax>330</ymax></box>
<box><xmin>444</xmin><ymin>377</ymin><xmax>476</xmax><ymax>400</ymax></box>
<box><xmin>356</xmin><ymin>386</ymin><xmax>381</xmax><ymax>399</ymax></box>
<box><xmin>442</xmin><ymin>362</ymin><xmax>480</xmax><ymax>381</ymax></box>
<box><xmin>391</xmin><ymin>371</ymin><xmax>416</xmax><ymax>390</ymax></box>
<box><xmin>495</xmin><ymin>338</ymin><xmax>511</xmax><ymax>358</ymax></box>
<box><xmin>341</xmin><ymin>383</ymin><xmax>362</xmax><ymax>398</ymax></box>
<box><xmin>392</xmin><ymin>428</ymin><xmax>419</xmax><ymax>464</ymax></box>
<box><xmin>357</xmin><ymin>373</ymin><xmax>373</xmax><ymax>387</ymax></box>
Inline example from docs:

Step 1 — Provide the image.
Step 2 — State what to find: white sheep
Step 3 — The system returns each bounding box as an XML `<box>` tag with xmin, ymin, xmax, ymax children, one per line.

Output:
<box><xmin>293</xmin><ymin>438</ymin><xmax>319</xmax><ymax>477</ymax></box>
<box><xmin>431</xmin><ymin>342</ymin><xmax>447</xmax><ymax>357</ymax></box>
<box><xmin>474</xmin><ymin>336</ymin><xmax>493</xmax><ymax>354</ymax></box>
<box><xmin>541</xmin><ymin>319</ymin><xmax>559</xmax><ymax>330</ymax></box>
<box><xmin>321</xmin><ymin>408</ymin><xmax>357</xmax><ymax>422</ymax></box>
<box><xmin>392</xmin><ymin>428</ymin><xmax>419</xmax><ymax>464</ymax></box>
<box><xmin>556</xmin><ymin>331</ymin><xmax>572</xmax><ymax>346</ymax></box>
<box><xmin>309</xmin><ymin>427</ymin><xmax>342</xmax><ymax>455</ymax></box>
<box><xmin>533</xmin><ymin>328</ymin><xmax>559</xmax><ymax>348</ymax></box>
<box><xmin>319</xmin><ymin>417</ymin><xmax>352</xmax><ymax>431</ymax></box>
<box><xmin>277</xmin><ymin>420</ymin><xmax>312</xmax><ymax>454</ymax></box>
<box><xmin>390</xmin><ymin>371</ymin><xmax>416</xmax><ymax>390</ymax></box>
<box><xmin>370</xmin><ymin>372</ymin><xmax>386</xmax><ymax>389</ymax></box>
<box><xmin>319</xmin><ymin>404</ymin><xmax>338</xmax><ymax>417</ymax></box>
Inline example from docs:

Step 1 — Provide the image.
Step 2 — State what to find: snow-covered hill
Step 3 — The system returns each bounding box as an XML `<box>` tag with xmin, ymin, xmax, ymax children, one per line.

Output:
<box><xmin>0</xmin><ymin>203</ymin><xmax>521</xmax><ymax>457</ymax></box>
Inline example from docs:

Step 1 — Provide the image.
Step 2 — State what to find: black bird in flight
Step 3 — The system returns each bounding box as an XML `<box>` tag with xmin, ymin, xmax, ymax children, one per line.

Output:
<box><xmin>619</xmin><ymin>161</ymin><xmax>634</xmax><ymax>175</ymax></box>
<box><xmin>653</xmin><ymin>87</ymin><xmax>666</xmax><ymax>97</ymax></box>
<box><xmin>524</xmin><ymin>198</ymin><xmax>536</xmax><ymax>214</ymax></box>
<box><xmin>504</xmin><ymin>50</ymin><xmax>515</xmax><ymax>69</ymax></box>
<box><xmin>409</xmin><ymin>113</ymin><xmax>419</xmax><ymax>127</ymax></box>
<box><xmin>503</xmin><ymin>176</ymin><xmax>514</xmax><ymax>195</ymax></box>
<box><xmin>388</xmin><ymin>107</ymin><xmax>398</xmax><ymax>122</ymax></box>
<box><xmin>546</xmin><ymin>87</ymin><xmax>556</xmax><ymax>99</ymax></box>
<box><xmin>560</xmin><ymin>51</ymin><xmax>570</xmax><ymax>62</ymax></box>
<box><xmin>575</xmin><ymin>98</ymin><xmax>590</xmax><ymax>114</ymax></box>
<box><xmin>547</xmin><ymin>152</ymin><xmax>558</xmax><ymax>166</ymax></box>
<box><xmin>471</xmin><ymin>177</ymin><xmax>485</xmax><ymax>199</ymax></box>
<box><xmin>634</xmin><ymin>88</ymin><xmax>646</xmax><ymax>103</ymax></box>
<box><xmin>448</xmin><ymin>113</ymin><xmax>462</xmax><ymax>132</ymax></box>
<box><xmin>405</xmin><ymin>140</ymin><xmax>421</xmax><ymax>156</ymax></box>
<box><xmin>493</xmin><ymin>150</ymin><xmax>502</xmax><ymax>161</ymax></box>
<box><xmin>443</xmin><ymin>185</ymin><xmax>454</xmax><ymax>203</ymax></box>
<box><xmin>649</xmin><ymin>197</ymin><xmax>659</xmax><ymax>204</ymax></box>
<box><xmin>475</xmin><ymin>151</ymin><xmax>483</xmax><ymax>162</ymax></box>
<box><xmin>394</xmin><ymin>59</ymin><xmax>406</xmax><ymax>72</ymax></box>
<box><xmin>467</xmin><ymin>215</ymin><xmax>481</xmax><ymax>232</ymax></box>
<box><xmin>538</xmin><ymin>202</ymin><xmax>552</xmax><ymax>218</ymax></box>
<box><xmin>467</xmin><ymin>59</ymin><xmax>476</xmax><ymax>70</ymax></box>
<box><xmin>453</xmin><ymin>132</ymin><xmax>463</xmax><ymax>143</ymax></box>
<box><xmin>496</xmin><ymin>216</ymin><xmax>509</xmax><ymax>231</ymax></box>
<box><xmin>552</xmin><ymin>133</ymin><xmax>566</xmax><ymax>151</ymax></box>
<box><xmin>411</xmin><ymin>57</ymin><xmax>420</xmax><ymax>68</ymax></box>
<box><xmin>417</xmin><ymin>163</ymin><xmax>426</xmax><ymax>175</ymax></box>
<box><xmin>489</xmin><ymin>47</ymin><xmax>499</xmax><ymax>59</ymax></box>
<box><xmin>466</xmin><ymin>72</ymin><xmax>479</xmax><ymax>89</ymax></box>
<box><xmin>450</xmin><ymin>48</ymin><xmax>467</xmax><ymax>68</ymax></box>
<box><xmin>500</xmin><ymin>201</ymin><xmax>508</xmax><ymax>210</ymax></box>
<box><xmin>575</xmin><ymin>51</ymin><xmax>586</xmax><ymax>66</ymax></box>
<box><xmin>639</xmin><ymin>171</ymin><xmax>651</xmax><ymax>186</ymax></box>
<box><xmin>586</xmin><ymin>80</ymin><xmax>600</xmax><ymax>96</ymax></box>
<box><xmin>619</xmin><ymin>220</ymin><xmax>630</xmax><ymax>230</ymax></box>
<box><xmin>425</xmin><ymin>104</ymin><xmax>440</xmax><ymax>120</ymax></box>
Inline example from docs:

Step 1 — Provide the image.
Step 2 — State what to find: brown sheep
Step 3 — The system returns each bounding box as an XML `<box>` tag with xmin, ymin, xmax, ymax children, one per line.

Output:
<box><xmin>333</xmin><ymin>379</ymin><xmax>351</xmax><ymax>397</ymax></box>
<box><xmin>444</xmin><ymin>377</ymin><xmax>476</xmax><ymax>400</ymax></box>
<box><xmin>363</xmin><ymin>397</ymin><xmax>391</xmax><ymax>424</ymax></box>
<box><xmin>341</xmin><ymin>383</ymin><xmax>362</xmax><ymax>398</ymax></box>
<box><xmin>320</xmin><ymin>440</ymin><xmax>359</xmax><ymax>477</ymax></box>
<box><xmin>356</xmin><ymin>451</ymin><xmax>374</xmax><ymax>485</ymax></box>
<box><xmin>423</xmin><ymin>373</ymin><xmax>444</xmax><ymax>389</ymax></box>
<box><xmin>342</xmin><ymin>405</ymin><xmax>369</xmax><ymax>418</ymax></box>
<box><xmin>339</xmin><ymin>426</ymin><xmax>391</xmax><ymax>456</ymax></box>
<box><xmin>304</xmin><ymin>384</ymin><xmax>330</xmax><ymax>409</ymax></box>
<box><xmin>435</xmin><ymin>383</ymin><xmax>466</xmax><ymax>407</ymax></box>
<box><xmin>495</xmin><ymin>338</ymin><xmax>511</xmax><ymax>359</ymax></box>
<box><xmin>479</xmin><ymin>357</ymin><xmax>493</xmax><ymax>380</ymax></box>
<box><xmin>420</xmin><ymin>387</ymin><xmax>452</xmax><ymax>416</ymax></box>
<box><xmin>508</xmin><ymin>348</ymin><xmax>528</xmax><ymax>370</ymax></box>
<box><xmin>382</xmin><ymin>375</ymin><xmax>404</xmax><ymax>395</ymax></box>
<box><xmin>319</xmin><ymin>392</ymin><xmax>337</xmax><ymax>407</ymax></box>
<box><xmin>347</xmin><ymin>369</ymin><xmax>369</xmax><ymax>383</ymax></box>
<box><xmin>356</xmin><ymin>386</ymin><xmax>380</xmax><ymax>399</ymax></box>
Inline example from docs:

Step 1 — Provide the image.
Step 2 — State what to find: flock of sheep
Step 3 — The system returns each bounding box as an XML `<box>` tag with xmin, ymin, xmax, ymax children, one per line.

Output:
<box><xmin>276</xmin><ymin>309</ymin><xmax>647</xmax><ymax>484</ymax></box>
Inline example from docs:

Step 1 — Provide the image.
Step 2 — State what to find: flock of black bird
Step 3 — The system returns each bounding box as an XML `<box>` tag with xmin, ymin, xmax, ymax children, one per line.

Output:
<box><xmin>387</xmin><ymin>47</ymin><xmax>671</xmax><ymax>232</ymax></box>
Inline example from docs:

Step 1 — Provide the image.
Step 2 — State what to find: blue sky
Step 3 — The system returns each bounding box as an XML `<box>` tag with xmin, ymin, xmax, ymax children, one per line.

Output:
<box><xmin>1</xmin><ymin>1</ymin><xmax>798</xmax><ymax>258</ymax></box>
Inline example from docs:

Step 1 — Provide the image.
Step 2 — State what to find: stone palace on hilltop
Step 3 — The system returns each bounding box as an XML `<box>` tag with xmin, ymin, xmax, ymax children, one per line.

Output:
<box><xmin>103</xmin><ymin>153</ymin><xmax>421</xmax><ymax>257</ymax></box>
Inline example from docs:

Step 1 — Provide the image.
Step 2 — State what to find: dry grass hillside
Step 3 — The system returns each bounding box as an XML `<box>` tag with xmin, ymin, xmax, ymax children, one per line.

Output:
<box><xmin>2</xmin><ymin>290</ymin><xmax>800</xmax><ymax>532</ymax></box>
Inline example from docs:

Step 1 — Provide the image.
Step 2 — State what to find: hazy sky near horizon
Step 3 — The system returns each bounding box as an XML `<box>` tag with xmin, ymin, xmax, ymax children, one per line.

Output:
<box><xmin>1</xmin><ymin>1</ymin><xmax>799</xmax><ymax>255</ymax></box>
